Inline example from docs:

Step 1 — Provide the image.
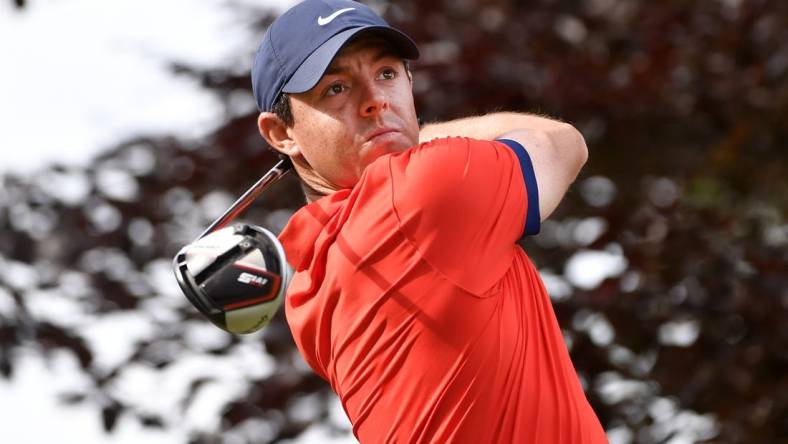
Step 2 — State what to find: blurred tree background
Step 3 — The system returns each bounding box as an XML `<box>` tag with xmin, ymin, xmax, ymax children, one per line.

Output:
<box><xmin>1</xmin><ymin>0</ymin><xmax>786</xmax><ymax>443</ymax></box>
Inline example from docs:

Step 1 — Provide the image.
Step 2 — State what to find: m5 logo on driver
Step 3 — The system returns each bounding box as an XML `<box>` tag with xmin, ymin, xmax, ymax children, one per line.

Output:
<box><xmin>237</xmin><ymin>272</ymin><xmax>268</xmax><ymax>287</ymax></box>
<box><xmin>318</xmin><ymin>7</ymin><xmax>355</xmax><ymax>26</ymax></box>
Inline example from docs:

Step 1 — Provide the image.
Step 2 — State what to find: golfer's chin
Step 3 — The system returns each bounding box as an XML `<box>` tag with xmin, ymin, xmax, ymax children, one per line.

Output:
<box><xmin>361</xmin><ymin>132</ymin><xmax>413</xmax><ymax>163</ymax></box>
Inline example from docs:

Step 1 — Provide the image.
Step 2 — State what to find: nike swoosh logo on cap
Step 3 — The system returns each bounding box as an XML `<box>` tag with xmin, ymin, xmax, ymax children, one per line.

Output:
<box><xmin>317</xmin><ymin>7</ymin><xmax>355</xmax><ymax>26</ymax></box>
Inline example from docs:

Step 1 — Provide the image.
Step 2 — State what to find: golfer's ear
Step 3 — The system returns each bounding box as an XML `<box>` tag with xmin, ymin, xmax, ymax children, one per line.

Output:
<box><xmin>258</xmin><ymin>112</ymin><xmax>299</xmax><ymax>157</ymax></box>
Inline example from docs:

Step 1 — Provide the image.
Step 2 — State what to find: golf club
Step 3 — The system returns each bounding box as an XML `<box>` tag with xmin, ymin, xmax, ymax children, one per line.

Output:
<box><xmin>172</xmin><ymin>158</ymin><xmax>293</xmax><ymax>334</ymax></box>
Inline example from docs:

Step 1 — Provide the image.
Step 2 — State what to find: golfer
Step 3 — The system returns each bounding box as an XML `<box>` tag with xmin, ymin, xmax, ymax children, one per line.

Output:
<box><xmin>252</xmin><ymin>0</ymin><xmax>608</xmax><ymax>442</ymax></box>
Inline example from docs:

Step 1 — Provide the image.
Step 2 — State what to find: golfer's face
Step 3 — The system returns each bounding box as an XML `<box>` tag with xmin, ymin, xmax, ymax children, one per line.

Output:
<box><xmin>287</xmin><ymin>40</ymin><xmax>420</xmax><ymax>190</ymax></box>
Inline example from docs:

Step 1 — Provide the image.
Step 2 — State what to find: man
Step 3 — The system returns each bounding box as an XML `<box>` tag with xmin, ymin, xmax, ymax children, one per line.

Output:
<box><xmin>252</xmin><ymin>0</ymin><xmax>608</xmax><ymax>442</ymax></box>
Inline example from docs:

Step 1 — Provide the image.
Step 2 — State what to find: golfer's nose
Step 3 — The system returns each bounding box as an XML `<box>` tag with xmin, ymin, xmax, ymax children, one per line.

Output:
<box><xmin>359</xmin><ymin>81</ymin><xmax>388</xmax><ymax>117</ymax></box>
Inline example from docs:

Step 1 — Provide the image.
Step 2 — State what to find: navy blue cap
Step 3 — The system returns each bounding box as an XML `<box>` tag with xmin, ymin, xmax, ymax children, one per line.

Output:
<box><xmin>251</xmin><ymin>0</ymin><xmax>420</xmax><ymax>112</ymax></box>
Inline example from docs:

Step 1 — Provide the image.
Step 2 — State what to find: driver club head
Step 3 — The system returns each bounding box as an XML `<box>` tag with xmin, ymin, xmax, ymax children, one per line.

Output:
<box><xmin>173</xmin><ymin>223</ymin><xmax>291</xmax><ymax>334</ymax></box>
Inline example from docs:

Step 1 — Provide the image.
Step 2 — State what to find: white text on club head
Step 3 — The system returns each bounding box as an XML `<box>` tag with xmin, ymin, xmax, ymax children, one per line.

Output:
<box><xmin>238</xmin><ymin>272</ymin><xmax>268</xmax><ymax>287</ymax></box>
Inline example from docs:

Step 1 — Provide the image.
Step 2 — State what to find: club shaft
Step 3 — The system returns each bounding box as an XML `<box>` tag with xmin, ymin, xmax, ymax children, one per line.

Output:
<box><xmin>198</xmin><ymin>158</ymin><xmax>292</xmax><ymax>240</ymax></box>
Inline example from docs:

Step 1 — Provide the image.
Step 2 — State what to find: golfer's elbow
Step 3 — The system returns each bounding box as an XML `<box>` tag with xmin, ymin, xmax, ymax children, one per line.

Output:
<box><xmin>552</xmin><ymin>122</ymin><xmax>588</xmax><ymax>179</ymax></box>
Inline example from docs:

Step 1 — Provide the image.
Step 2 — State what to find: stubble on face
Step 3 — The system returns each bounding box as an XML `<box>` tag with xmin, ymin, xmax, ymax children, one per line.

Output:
<box><xmin>285</xmin><ymin>36</ymin><xmax>420</xmax><ymax>196</ymax></box>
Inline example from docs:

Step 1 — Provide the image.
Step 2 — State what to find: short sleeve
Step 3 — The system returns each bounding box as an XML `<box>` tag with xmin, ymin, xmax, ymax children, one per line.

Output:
<box><xmin>388</xmin><ymin>137</ymin><xmax>539</xmax><ymax>295</ymax></box>
<box><xmin>496</xmin><ymin>138</ymin><xmax>541</xmax><ymax>236</ymax></box>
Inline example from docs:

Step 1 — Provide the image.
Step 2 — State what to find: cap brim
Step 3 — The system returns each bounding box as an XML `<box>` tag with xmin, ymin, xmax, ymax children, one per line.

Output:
<box><xmin>282</xmin><ymin>26</ymin><xmax>419</xmax><ymax>95</ymax></box>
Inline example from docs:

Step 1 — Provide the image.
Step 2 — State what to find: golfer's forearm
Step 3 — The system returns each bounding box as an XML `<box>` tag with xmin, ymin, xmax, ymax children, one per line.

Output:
<box><xmin>418</xmin><ymin>112</ymin><xmax>577</xmax><ymax>146</ymax></box>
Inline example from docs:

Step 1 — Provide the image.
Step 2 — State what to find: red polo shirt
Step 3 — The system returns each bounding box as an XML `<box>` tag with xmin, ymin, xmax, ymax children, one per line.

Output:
<box><xmin>279</xmin><ymin>137</ymin><xmax>607</xmax><ymax>443</ymax></box>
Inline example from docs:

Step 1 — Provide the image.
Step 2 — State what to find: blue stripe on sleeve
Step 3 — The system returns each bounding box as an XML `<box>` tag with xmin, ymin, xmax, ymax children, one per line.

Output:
<box><xmin>496</xmin><ymin>138</ymin><xmax>541</xmax><ymax>236</ymax></box>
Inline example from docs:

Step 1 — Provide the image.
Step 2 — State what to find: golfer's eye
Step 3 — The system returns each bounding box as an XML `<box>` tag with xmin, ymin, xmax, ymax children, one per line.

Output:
<box><xmin>325</xmin><ymin>83</ymin><xmax>347</xmax><ymax>97</ymax></box>
<box><xmin>378</xmin><ymin>68</ymin><xmax>396</xmax><ymax>80</ymax></box>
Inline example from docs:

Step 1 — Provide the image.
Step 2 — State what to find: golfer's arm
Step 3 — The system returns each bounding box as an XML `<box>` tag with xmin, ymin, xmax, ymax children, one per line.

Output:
<box><xmin>419</xmin><ymin>112</ymin><xmax>588</xmax><ymax>221</ymax></box>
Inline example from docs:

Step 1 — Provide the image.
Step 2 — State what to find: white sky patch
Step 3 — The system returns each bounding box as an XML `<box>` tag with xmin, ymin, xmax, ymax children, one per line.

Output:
<box><xmin>77</xmin><ymin>311</ymin><xmax>159</xmax><ymax>371</ymax></box>
<box><xmin>573</xmin><ymin>310</ymin><xmax>616</xmax><ymax>346</ymax></box>
<box><xmin>289</xmin><ymin>393</ymin><xmax>325</xmax><ymax>424</ymax></box>
<box><xmin>555</xmin><ymin>15</ymin><xmax>588</xmax><ymax>45</ymax></box>
<box><xmin>0</xmin><ymin>257</ymin><xmax>39</xmax><ymax>290</ymax></box>
<box><xmin>144</xmin><ymin>258</ymin><xmax>185</xmax><ymax>299</ymax></box>
<box><xmin>199</xmin><ymin>190</ymin><xmax>236</xmax><ymax>221</ymax></box>
<box><xmin>658</xmin><ymin>319</ymin><xmax>701</xmax><ymax>347</ymax></box>
<box><xmin>95</xmin><ymin>168</ymin><xmax>140</xmax><ymax>202</ymax></box>
<box><xmin>573</xmin><ymin>217</ymin><xmax>608</xmax><ymax>246</ymax></box>
<box><xmin>182</xmin><ymin>320</ymin><xmax>234</xmax><ymax>351</ymax></box>
<box><xmin>184</xmin><ymin>378</ymin><xmax>249</xmax><ymax>433</ymax></box>
<box><xmin>107</xmin><ymin>341</ymin><xmax>274</xmax><ymax>430</ymax></box>
<box><xmin>580</xmin><ymin>176</ymin><xmax>617</xmax><ymax>208</ymax></box>
<box><xmin>0</xmin><ymin>286</ymin><xmax>16</xmax><ymax>317</ymax></box>
<box><xmin>328</xmin><ymin>391</ymin><xmax>353</xmax><ymax>430</ymax></box>
<box><xmin>607</xmin><ymin>425</ymin><xmax>634</xmax><ymax>444</ymax></box>
<box><xmin>0</xmin><ymin>349</ymin><xmax>185</xmax><ymax>444</ymax></box>
<box><xmin>596</xmin><ymin>371</ymin><xmax>653</xmax><ymax>405</ymax></box>
<box><xmin>33</xmin><ymin>168</ymin><xmax>93</xmax><ymax>206</ymax></box>
<box><xmin>25</xmin><ymin>288</ymin><xmax>94</xmax><ymax>328</ymax></box>
<box><xmin>539</xmin><ymin>269</ymin><xmax>573</xmax><ymax>302</ymax></box>
<box><xmin>0</xmin><ymin>0</ymin><xmax>297</xmax><ymax>174</ymax></box>
<box><xmin>565</xmin><ymin>244</ymin><xmax>629</xmax><ymax>290</ymax></box>
<box><xmin>281</xmin><ymin>423</ymin><xmax>360</xmax><ymax>444</ymax></box>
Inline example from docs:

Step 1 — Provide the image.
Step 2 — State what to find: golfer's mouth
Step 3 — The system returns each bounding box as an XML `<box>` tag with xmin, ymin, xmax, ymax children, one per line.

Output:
<box><xmin>366</xmin><ymin>128</ymin><xmax>398</xmax><ymax>142</ymax></box>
